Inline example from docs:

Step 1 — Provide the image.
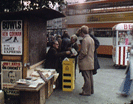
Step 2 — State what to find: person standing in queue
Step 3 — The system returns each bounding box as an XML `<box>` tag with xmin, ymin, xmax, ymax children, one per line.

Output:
<box><xmin>67</xmin><ymin>34</ymin><xmax>79</xmax><ymax>78</ymax></box>
<box><xmin>57</xmin><ymin>35</ymin><xmax>62</xmax><ymax>52</ymax></box>
<box><xmin>61</xmin><ymin>30</ymin><xmax>71</xmax><ymax>62</ymax></box>
<box><xmin>61</xmin><ymin>30</ymin><xmax>71</xmax><ymax>52</ymax></box>
<box><xmin>44</xmin><ymin>40</ymin><xmax>71</xmax><ymax>89</ymax></box>
<box><xmin>76</xmin><ymin>25</ymin><xmax>95</xmax><ymax>96</ymax></box>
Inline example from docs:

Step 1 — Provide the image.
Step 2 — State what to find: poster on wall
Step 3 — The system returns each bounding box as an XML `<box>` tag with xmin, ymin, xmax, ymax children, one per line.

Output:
<box><xmin>1</xmin><ymin>20</ymin><xmax>22</xmax><ymax>55</ymax></box>
<box><xmin>1</xmin><ymin>61</ymin><xmax>22</xmax><ymax>89</ymax></box>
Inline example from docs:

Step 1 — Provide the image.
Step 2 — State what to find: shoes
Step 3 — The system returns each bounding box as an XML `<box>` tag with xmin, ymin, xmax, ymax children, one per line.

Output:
<box><xmin>121</xmin><ymin>93</ymin><xmax>128</xmax><ymax>97</ymax></box>
<box><xmin>116</xmin><ymin>92</ymin><xmax>128</xmax><ymax>97</ymax></box>
<box><xmin>79</xmin><ymin>92</ymin><xmax>91</xmax><ymax>96</ymax></box>
<box><xmin>130</xmin><ymin>100</ymin><xmax>133</xmax><ymax>104</ymax></box>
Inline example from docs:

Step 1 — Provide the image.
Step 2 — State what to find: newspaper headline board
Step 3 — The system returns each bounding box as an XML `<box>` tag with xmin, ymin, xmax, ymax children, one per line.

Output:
<box><xmin>1</xmin><ymin>20</ymin><xmax>22</xmax><ymax>55</ymax></box>
<box><xmin>1</xmin><ymin>61</ymin><xmax>22</xmax><ymax>89</ymax></box>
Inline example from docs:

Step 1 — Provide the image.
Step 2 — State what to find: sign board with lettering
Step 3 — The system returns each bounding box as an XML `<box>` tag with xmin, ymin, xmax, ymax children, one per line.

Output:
<box><xmin>1</xmin><ymin>20</ymin><xmax>22</xmax><ymax>55</ymax></box>
<box><xmin>47</xmin><ymin>18</ymin><xmax>66</xmax><ymax>29</ymax></box>
<box><xmin>87</xmin><ymin>12</ymin><xmax>133</xmax><ymax>23</ymax></box>
<box><xmin>112</xmin><ymin>23</ymin><xmax>133</xmax><ymax>31</ymax></box>
<box><xmin>1</xmin><ymin>61</ymin><xmax>22</xmax><ymax>89</ymax></box>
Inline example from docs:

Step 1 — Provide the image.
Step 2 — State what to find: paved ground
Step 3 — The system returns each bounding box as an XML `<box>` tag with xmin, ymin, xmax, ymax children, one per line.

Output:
<box><xmin>46</xmin><ymin>57</ymin><xmax>133</xmax><ymax>104</ymax></box>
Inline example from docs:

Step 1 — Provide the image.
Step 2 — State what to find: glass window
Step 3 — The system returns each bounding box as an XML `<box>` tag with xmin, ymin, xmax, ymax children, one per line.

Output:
<box><xmin>94</xmin><ymin>28</ymin><xmax>112</xmax><ymax>37</ymax></box>
<box><xmin>112</xmin><ymin>31</ymin><xmax>116</xmax><ymax>46</ymax></box>
<box><xmin>118</xmin><ymin>31</ymin><xmax>129</xmax><ymax>45</ymax></box>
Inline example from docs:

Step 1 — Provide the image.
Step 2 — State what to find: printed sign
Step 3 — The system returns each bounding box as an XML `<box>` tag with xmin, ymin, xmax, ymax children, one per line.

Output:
<box><xmin>1</xmin><ymin>61</ymin><xmax>22</xmax><ymax>89</ymax></box>
<box><xmin>87</xmin><ymin>12</ymin><xmax>133</xmax><ymax>22</ymax></box>
<box><xmin>47</xmin><ymin>18</ymin><xmax>66</xmax><ymax>29</ymax></box>
<box><xmin>1</xmin><ymin>20</ymin><xmax>22</xmax><ymax>55</ymax></box>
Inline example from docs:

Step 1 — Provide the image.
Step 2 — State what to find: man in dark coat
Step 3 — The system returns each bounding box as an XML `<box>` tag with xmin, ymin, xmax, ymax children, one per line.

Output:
<box><xmin>61</xmin><ymin>30</ymin><xmax>71</xmax><ymax>51</ymax></box>
<box><xmin>89</xmin><ymin>29</ymin><xmax>100</xmax><ymax>75</ymax></box>
<box><xmin>90</xmin><ymin>34</ymin><xmax>100</xmax><ymax>75</ymax></box>
<box><xmin>44</xmin><ymin>40</ymin><xmax>71</xmax><ymax>89</ymax></box>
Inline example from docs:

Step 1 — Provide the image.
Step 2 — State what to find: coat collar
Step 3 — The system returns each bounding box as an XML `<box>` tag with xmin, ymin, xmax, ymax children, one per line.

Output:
<box><xmin>83</xmin><ymin>34</ymin><xmax>90</xmax><ymax>39</ymax></box>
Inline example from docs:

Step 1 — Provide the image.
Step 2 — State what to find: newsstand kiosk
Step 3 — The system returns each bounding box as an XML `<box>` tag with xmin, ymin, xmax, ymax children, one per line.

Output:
<box><xmin>0</xmin><ymin>8</ymin><xmax>65</xmax><ymax>104</ymax></box>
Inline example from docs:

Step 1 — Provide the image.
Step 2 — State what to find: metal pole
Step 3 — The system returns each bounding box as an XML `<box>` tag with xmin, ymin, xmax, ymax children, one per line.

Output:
<box><xmin>22</xmin><ymin>0</ymin><xmax>23</xmax><ymax>10</ymax></box>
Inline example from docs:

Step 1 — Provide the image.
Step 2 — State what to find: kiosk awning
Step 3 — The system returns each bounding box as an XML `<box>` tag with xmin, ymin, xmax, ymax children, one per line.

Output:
<box><xmin>0</xmin><ymin>7</ymin><xmax>65</xmax><ymax>20</ymax></box>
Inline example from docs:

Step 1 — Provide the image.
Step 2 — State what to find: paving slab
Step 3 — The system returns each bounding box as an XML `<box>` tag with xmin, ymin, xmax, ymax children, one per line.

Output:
<box><xmin>46</xmin><ymin>57</ymin><xmax>133</xmax><ymax>104</ymax></box>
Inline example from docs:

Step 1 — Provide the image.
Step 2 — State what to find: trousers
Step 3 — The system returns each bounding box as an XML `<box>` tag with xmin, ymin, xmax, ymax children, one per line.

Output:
<box><xmin>81</xmin><ymin>70</ymin><xmax>94</xmax><ymax>94</ymax></box>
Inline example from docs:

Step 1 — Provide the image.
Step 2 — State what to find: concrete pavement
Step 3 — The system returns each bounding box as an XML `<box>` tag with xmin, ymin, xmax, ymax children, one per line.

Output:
<box><xmin>46</xmin><ymin>57</ymin><xmax>133</xmax><ymax>104</ymax></box>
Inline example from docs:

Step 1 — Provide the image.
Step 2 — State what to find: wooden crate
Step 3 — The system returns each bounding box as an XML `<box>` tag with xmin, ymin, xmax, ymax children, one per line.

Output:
<box><xmin>45</xmin><ymin>75</ymin><xmax>54</xmax><ymax>99</ymax></box>
<box><xmin>4</xmin><ymin>95</ymin><xmax>20</xmax><ymax>104</ymax></box>
<box><xmin>3</xmin><ymin>88</ymin><xmax>20</xmax><ymax>104</ymax></box>
<box><xmin>14</xmin><ymin>83</ymin><xmax>46</xmax><ymax>104</ymax></box>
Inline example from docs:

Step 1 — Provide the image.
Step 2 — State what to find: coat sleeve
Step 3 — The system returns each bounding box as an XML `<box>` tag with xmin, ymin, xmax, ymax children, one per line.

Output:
<box><xmin>74</xmin><ymin>43</ymin><xmax>79</xmax><ymax>52</ymax></box>
<box><xmin>48</xmin><ymin>48</ymin><xmax>66</xmax><ymax>58</ymax></box>
<box><xmin>93</xmin><ymin>36</ymin><xmax>100</xmax><ymax>49</ymax></box>
<box><xmin>78</xmin><ymin>38</ymin><xmax>88</xmax><ymax>60</ymax></box>
<box><xmin>90</xmin><ymin>35</ymin><xmax>100</xmax><ymax>49</ymax></box>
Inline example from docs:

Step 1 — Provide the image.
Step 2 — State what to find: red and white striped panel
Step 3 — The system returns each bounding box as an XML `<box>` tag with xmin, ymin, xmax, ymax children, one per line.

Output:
<box><xmin>116</xmin><ymin>46</ymin><xmax>130</xmax><ymax>66</ymax></box>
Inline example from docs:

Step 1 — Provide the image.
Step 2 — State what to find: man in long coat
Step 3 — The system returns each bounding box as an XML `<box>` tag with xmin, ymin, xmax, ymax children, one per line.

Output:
<box><xmin>77</xmin><ymin>25</ymin><xmax>95</xmax><ymax>96</ymax></box>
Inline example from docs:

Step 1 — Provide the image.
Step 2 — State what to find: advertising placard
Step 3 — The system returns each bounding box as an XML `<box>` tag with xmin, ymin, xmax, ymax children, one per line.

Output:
<box><xmin>1</xmin><ymin>20</ymin><xmax>22</xmax><ymax>55</ymax></box>
<box><xmin>1</xmin><ymin>61</ymin><xmax>22</xmax><ymax>89</ymax></box>
<box><xmin>87</xmin><ymin>12</ymin><xmax>133</xmax><ymax>22</ymax></box>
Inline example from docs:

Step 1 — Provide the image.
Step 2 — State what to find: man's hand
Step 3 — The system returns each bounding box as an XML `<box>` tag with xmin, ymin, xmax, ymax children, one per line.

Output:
<box><xmin>66</xmin><ymin>51</ymin><xmax>71</xmax><ymax>54</ymax></box>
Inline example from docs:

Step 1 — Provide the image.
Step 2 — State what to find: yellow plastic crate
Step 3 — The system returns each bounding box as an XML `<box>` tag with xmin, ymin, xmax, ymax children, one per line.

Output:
<box><xmin>62</xmin><ymin>76</ymin><xmax>74</xmax><ymax>80</ymax></box>
<box><xmin>62</xmin><ymin>58</ymin><xmax>75</xmax><ymax>92</ymax></box>
<box><xmin>62</xmin><ymin>58</ymin><xmax>75</xmax><ymax>74</ymax></box>
<box><xmin>63</xmin><ymin>81</ymin><xmax>74</xmax><ymax>87</ymax></box>
<box><xmin>62</xmin><ymin>88</ymin><xmax>73</xmax><ymax>92</ymax></box>
<box><xmin>62</xmin><ymin>73</ymin><xmax>75</xmax><ymax>80</ymax></box>
<box><xmin>62</xmin><ymin>79</ymin><xmax>74</xmax><ymax>84</ymax></box>
<box><xmin>62</xmin><ymin>82</ymin><xmax>75</xmax><ymax>92</ymax></box>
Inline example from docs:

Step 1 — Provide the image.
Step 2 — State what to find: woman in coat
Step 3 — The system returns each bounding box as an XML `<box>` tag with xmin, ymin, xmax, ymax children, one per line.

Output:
<box><xmin>118</xmin><ymin>46</ymin><xmax>133</xmax><ymax>96</ymax></box>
